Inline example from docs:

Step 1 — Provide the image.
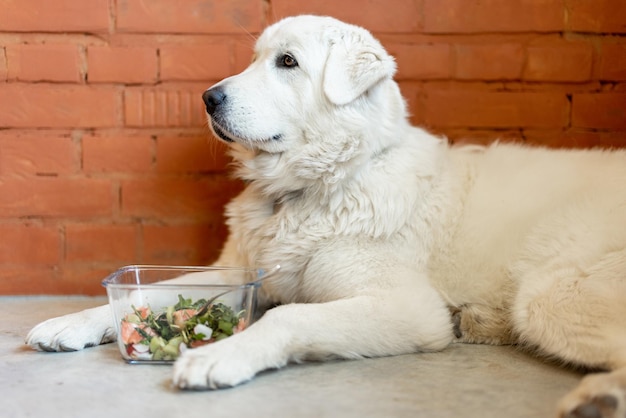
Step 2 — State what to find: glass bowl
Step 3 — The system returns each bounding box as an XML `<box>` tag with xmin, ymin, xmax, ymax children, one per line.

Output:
<box><xmin>102</xmin><ymin>265</ymin><xmax>267</xmax><ymax>364</ymax></box>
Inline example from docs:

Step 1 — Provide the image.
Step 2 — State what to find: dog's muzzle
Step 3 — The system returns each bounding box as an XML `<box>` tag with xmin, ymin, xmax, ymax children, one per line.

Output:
<box><xmin>202</xmin><ymin>87</ymin><xmax>235</xmax><ymax>143</ymax></box>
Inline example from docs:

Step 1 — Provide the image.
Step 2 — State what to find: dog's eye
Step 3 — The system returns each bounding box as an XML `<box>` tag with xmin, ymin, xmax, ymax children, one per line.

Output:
<box><xmin>277</xmin><ymin>53</ymin><xmax>298</xmax><ymax>68</ymax></box>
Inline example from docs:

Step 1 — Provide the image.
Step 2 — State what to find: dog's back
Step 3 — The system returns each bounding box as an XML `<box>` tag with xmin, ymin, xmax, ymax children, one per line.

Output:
<box><xmin>429</xmin><ymin>143</ymin><xmax>626</xmax><ymax>307</ymax></box>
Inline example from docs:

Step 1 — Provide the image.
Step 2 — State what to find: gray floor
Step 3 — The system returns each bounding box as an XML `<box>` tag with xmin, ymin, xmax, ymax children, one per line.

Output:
<box><xmin>1</xmin><ymin>296</ymin><xmax>583</xmax><ymax>417</ymax></box>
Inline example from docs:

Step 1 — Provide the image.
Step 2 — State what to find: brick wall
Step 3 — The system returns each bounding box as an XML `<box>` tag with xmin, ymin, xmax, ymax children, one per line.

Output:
<box><xmin>0</xmin><ymin>0</ymin><xmax>625</xmax><ymax>295</ymax></box>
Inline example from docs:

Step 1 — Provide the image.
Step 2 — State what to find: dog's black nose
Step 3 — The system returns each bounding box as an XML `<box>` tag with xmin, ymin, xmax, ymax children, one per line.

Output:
<box><xmin>202</xmin><ymin>87</ymin><xmax>226</xmax><ymax>115</ymax></box>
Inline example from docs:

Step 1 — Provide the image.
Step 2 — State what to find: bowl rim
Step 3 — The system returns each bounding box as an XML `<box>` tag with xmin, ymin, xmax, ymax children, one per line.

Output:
<box><xmin>101</xmin><ymin>264</ymin><xmax>264</xmax><ymax>290</ymax></box>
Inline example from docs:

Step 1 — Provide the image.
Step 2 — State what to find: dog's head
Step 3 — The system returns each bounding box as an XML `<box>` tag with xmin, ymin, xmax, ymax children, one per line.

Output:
<box><xmin>202</xmin><ymin>15</ymin><xmax>406</xmax><ymax>188</ymax></box>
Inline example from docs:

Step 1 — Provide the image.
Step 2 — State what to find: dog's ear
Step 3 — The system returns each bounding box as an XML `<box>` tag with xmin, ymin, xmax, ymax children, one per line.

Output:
<box><xmin>323</xmin><ymin>28</ymin><xmax>396</xmax><ymax>106</ymax></box>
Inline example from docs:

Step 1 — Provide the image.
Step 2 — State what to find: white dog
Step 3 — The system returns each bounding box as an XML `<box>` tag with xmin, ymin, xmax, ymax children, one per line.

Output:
<box><xmin>27</xmin><ymin>15</ymin><xmax>626</xmax><ymax>418</ymax></box>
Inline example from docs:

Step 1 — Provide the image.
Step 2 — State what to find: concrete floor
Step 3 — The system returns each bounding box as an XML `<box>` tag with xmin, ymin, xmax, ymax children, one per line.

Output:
<box><xmin>2</xmin><ymin>296</ymin><xmax>583</xmax><ymax>417</ymax></box>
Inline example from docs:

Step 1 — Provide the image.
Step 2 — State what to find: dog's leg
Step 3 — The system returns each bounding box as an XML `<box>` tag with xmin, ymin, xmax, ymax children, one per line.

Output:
<box><xmin>512</xmin><ymin>247</ymin><xmax>626</xmax><ymax>418</ymax></box>
<box><xmin>172</xmin><ymin>284</ymin><xmax>453</xmax><ymax>389</ymax></box>
<box><xmin>26</xmin><ymin>304</ymin><xmax>116</xmax><ymax>352</ymax></box>
<box><xmin>507</xmin><ymin>195</ymin><xmax>626</xmax><ymax>417</ymax></box>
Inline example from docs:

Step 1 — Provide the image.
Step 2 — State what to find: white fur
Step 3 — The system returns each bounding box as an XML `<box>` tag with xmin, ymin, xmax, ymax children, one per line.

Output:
<box><xmin>27</xmin><ymin>15</ymin><xmax>626</xmax><ymax>417</ymax></box>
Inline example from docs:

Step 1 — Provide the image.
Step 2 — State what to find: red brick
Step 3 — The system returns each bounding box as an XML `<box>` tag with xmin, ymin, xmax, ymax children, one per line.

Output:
<box><xmin>3</xmin><ymin>266</ymin><xmax>111</xmax><ymax>296</ymax></box>
<box><xmin>524</xmin><ymin>41</ymin><xmax>593</xmax><ymax>82</ymax></box>
<box><xmin>0</xmin><ymin>224</ymin><xmax>60</xmax><ymax>264</ymax></box>
<box><xmin>6</xmin><ymin>44</ymin><xmax>82</xmax><ymax>82</ymax></box>
<box><xmin>0</xmin><ymin>84</ymin><xmax>119</xmax><ymax>128</ymax></box>
<box><xmin>120</xmin><ymin>177</ymin><xmax>240</xmax><ymax>220</ymax></box>
<box><xmin>272</xmin><ymin>0</ymin><xmax>423</xmax><ymax>32</ymax></box>
<box><xmin>386</xmin><ymin>44</ymin><xmax>451</xmax><ymax>80</ymax></box>
<box><xmin>160</xmin><ymin>43</ymin><xmax>232</xmax><ymax>81</ymax></box>
<box><xmin>0</xmin><ymin>47</ymin><xmax>7</xmax><ymax>81</ymax></box>
<box><xmin>455</xmin><ymin>44</ymin><xmax>524</xmax><ymax>80</ymax></box>
<box><xmin>0</xmin><ymin>133</ymin><xmax>76</xmax><ymax>176</ymax></box>
<box><xmin>572</xmin><ymin>93</ymin><xmax>626</xmax><ymax>130</ymax></box>
<box><xmin>397</xmin><ymin>82</ymin><xmax>424</xmax><ymax>125</ymax></box>
<box><xmin>503</xmin><ymin>81</ymin><xmax>603</xmax><ymax>94</ymax></box>
<box><xmin>423</xmin><ymin>0</ymin><xmax>564</xmax><ymax>33</ymax></box>
<box><xmin>0</xmin><ymin>267</ymin><xmax>60</xmax><ymax>295</ymax></box>
<box><xmin>423</xmin><ymin>90</ymin><xmax>569</xmax><ymax>128</ymax></box>
<box><xmin>524</xmin><ymin>129</ymin><xmax>626</xmax><ymax>149</ymax></box>
<box><xmin>124</xmin><ymin>86</ymin><xmax>207</xmax><ymax>127</ymax></box>
<box><xmin>6</xmin><ymin>266</ymin><xmax>113</xmax><ymax>295</ymax></box>
<box><xmin>156</xmin><ymin>134</ymin><xmax>231</xmax><ymax>173</ymax></box>
<box><xmin>0</xmin><ymin>177</ymin><xmax>113</xmax><ymax>218</ymax></box>
<box><xmin>117</xmin><ymin>0</ymin><xmax>263</xmax><ymax>34</ymax></box>
<box><xmin>142</xmin><ymin>223</ymin><xmax>227</xmax><ymax>265</ymax></box>
<box><xmin>82</xmin><ymin>134</ymin><xmax>153</xmax><ymax>173</ymax></box>
<box><xmin>234</xmin><ymin>39</ymin><xmax>255</xmax><ymax>74</ymax></box>
<box><xmin>566</xmin><ymin>0</ymin><xmax>626</xmax><ymax>33</ymax></box>
<box><xmin>58</xmin><ymin>267</ymin><xmax>112</xmax><ymax>295</ymax></box>
<box><xmin>597</xmin><ymin>43</ymin><xmax>626</xmax><ymax>81</ymax></box>
<box><xmin>88</xmin><ymin>46</ymin><xmax>157</xmax><ymax>83</ymax></box>
<box><xmin>0</xmin><ymin>0</ymin><xmax>109</xmax><ymax>32</ymax></box>
<box><xmin>65</xmin><ymin>223</ymin><xmax>138</xmax><ymax>263</ymax></box>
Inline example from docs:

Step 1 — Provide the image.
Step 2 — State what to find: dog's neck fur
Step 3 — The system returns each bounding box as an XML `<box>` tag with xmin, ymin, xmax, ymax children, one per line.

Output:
<box><xmin>225</xmin><ymin>80</ymin><xmax>448</xmax><ymax>239</ymax></box>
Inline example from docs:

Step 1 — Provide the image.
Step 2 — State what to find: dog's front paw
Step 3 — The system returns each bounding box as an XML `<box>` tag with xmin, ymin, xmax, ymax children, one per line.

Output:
<box><xmin>558</xmin><ymin>369</ymin><xmax>626</xmax><ymax>418</ymax></box>
<box><xmin>172</xmin><ymin>333</ymin><xmax>288</xmax><ymax>390</ymax></box>
<box><xmin>25</xmin><ymin>305</ymin><xmax>116</xmax><ymax>352</ymax></box>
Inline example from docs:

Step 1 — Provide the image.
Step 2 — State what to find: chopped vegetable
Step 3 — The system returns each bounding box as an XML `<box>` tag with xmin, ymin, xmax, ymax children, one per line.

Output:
<box><xmin>120</xmin><ymin>294</ymin><xmax>247</xmax><ymax>361</ymax></box>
